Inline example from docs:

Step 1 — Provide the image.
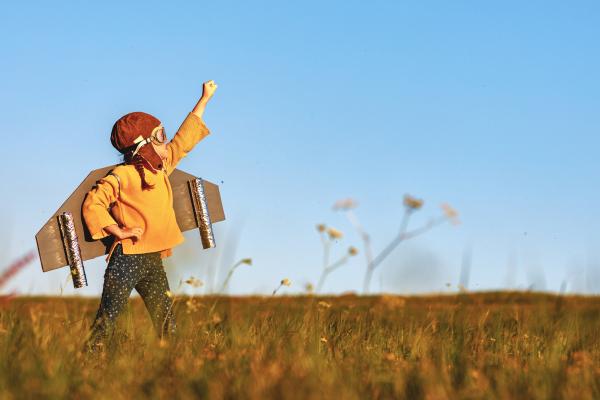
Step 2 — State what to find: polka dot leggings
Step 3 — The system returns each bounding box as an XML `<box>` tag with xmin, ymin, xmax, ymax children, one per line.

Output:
<box><xmin>86</xmin><ymin>243</ymin><xmax>176</xmax><ymax>351</ymax></box>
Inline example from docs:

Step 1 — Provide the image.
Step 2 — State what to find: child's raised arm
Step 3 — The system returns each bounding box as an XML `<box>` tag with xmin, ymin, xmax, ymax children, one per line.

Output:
<box><xmin>164</xmin><ymin>80</ymin><xmax>218</xmax><ymax>175</ymax></box>
<box><xmin>191</xmin><ymin>80</ymin><xmax>217</xmax><ymax>120</ymax></box>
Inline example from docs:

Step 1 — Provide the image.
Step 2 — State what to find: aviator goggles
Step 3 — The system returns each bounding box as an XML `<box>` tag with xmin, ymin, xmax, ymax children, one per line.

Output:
<box><xmin>130</xmin><ymin>124</ymin><xmax>167</xmax><ymax>158</ymax></box>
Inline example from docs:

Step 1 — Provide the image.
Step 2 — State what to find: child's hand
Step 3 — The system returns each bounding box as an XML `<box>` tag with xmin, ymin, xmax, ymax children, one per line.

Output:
<box><xmin>120</xmin><ymin>228</ymin><xmax>144</xmax><ymax>243</ymax></box>
<box><xmin>201</xmin><ymin>80</ymin><xmax>218</xmax><ymax>102</ymax></box>
<box><xmin>103</xmin><ymin>224</ymin><xmax>144</xmax><ymax>243</ymax></box>
<box><xmin>119</xmin><ymin>227</ymin><xmax>144</xmax><ymax>243</ymax></box>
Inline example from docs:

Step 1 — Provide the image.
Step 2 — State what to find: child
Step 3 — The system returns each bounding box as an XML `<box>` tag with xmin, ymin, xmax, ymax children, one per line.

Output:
<box><xmin>82</xmin><ymin>80</ymin><xmax>218</xmax><ymax>352</ymax></box>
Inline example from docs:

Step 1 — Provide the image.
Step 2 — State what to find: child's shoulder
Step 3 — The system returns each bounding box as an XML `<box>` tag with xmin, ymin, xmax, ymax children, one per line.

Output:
<box><xmin>106</xmin><ymin>164</ymin><xmax>137</xmax><ymax>185</ymax></box>
<box><xmin>109</xmin><ymin>164</ymin><xmax>136</xmax><ymax>177</ymax></box>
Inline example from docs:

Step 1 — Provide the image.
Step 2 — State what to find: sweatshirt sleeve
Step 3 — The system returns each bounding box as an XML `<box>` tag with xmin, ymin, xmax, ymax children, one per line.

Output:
<box><xmin>82</xmin><ymin>174</ymin><xmax>120</xmax><ymax>240</ymax></box>
<box><xmin>164</xmin><ymin>112</ymin><xmax>210</xmax><ymax>175</ymax></box>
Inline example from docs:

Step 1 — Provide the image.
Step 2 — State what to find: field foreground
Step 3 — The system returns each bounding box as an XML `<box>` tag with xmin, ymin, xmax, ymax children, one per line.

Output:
<box><xmin>1</xmin><ymin>292</ymin><xmax>599</xmax><ymax>399</ymax></box>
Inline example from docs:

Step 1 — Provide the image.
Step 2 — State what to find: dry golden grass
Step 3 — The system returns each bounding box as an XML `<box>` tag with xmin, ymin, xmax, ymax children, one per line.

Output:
<box><xmin>1</xmin><ymin>292</ymin><xmax>600</xmax><ymax>399</ymax></box>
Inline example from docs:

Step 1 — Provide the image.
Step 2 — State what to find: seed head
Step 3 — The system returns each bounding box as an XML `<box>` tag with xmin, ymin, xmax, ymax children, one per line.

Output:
<box><xmin>441</xmin><ymin>203</ymin><xmax>460</xmax><ymax>225</ymax></box>
<box><xmin>305</xmin><ymin>282</ymin><xmax>314</xmax><ymax>293</ymax></box>
<box><xmin>316</xmin><ymin>224</ymin><xmax>326</xmax><ymax>233</ymax></box>
<box><xmin>318</xmin><ymin>301</ymin><xmax>332</xmax><ymax>309</ymax></box>
<box><xmin>241</xmin><ymin>258</ymin><xmax>252</xmax><ymax>266</ymax></box>
<box><xmin>326</xmin><ymin>227</ymin><xmax>343</xmax><ymax>240</ymax></box>
<box><xmin>332</xmin><ymin>198</ymin><xmax>358</xmax><ymax>211</ymax></box>
<box><xmin>403</xmin><ymin>194</ymin><xmax>424</xmax><ymax>211</ymax></box>
<box><xmin>281</xmin><ymin>278</ymin><xmax>291</xmax><ymax>287</ymax></box>
<box><xmin>185</xmin><ymin>298</ymin><xmax>201</xmax><ymax>313</ymax></box>
<box><xmin>184</xmin><ymin>277</ymin><xmax>204</xmax><ymax>288</ymax></box>
<box><xmin>348</xmin><ymin>246</ymin><xmax>359</xmax><ymax>256</ymax></box>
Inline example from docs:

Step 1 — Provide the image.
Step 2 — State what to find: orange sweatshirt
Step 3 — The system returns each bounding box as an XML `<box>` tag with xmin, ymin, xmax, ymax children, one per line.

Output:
<box><xmin>82</xmin><ymin>112</ymin><xmax>210</xmax><ymax>261</ymax></box>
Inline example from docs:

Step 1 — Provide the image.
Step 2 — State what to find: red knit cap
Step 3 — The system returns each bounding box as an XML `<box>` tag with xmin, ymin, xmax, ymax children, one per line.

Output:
<box><xmin>110</xmin><ymin>111</ymin><xmax>163</xmax><ymax>170</ymax></box>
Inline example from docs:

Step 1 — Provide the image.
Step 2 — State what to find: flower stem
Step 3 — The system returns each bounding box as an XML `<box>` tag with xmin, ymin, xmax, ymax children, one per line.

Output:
<box><xmin>220</xmin><ymin>260</ymin><xmax>243</xmax><ymax>293</ymax></box>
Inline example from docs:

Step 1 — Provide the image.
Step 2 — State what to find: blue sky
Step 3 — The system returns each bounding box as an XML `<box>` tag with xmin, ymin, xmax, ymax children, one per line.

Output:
<box><xmin>1</xmin><ymin>1</ymin><xmax>599</xmax><ymax>296</ymax></box>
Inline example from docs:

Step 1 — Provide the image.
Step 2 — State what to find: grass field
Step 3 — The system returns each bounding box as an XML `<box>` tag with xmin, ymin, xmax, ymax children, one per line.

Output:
<box><xmin>1</xmin><ymin>292</ymin><xmax>599</xmax><ymax>399</ymax></box>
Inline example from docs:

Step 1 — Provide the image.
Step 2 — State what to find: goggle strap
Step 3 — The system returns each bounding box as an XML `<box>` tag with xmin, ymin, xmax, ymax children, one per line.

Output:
<box><xmin>130</xmin><ymin>124</ymin><xmax>164</xmax><ymax>158</ymax></box>
<box><xmin>131</xmin><ymin>136</ymin><xmax>152</xmax><ymax>158</ymax></box>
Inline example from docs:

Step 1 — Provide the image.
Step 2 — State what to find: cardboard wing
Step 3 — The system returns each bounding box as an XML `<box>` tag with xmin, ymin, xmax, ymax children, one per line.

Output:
<box><xmin>36</xmin><ymin>165</ymin><xmax>225</xmax><ymax>272</ymax></box>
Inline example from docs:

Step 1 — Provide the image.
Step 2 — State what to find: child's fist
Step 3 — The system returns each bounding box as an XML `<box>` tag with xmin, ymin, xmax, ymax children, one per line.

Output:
<box><xmin>201</xmin><ymin>80</ymin><xmax>218</xmax><ymax>101</ymax></box>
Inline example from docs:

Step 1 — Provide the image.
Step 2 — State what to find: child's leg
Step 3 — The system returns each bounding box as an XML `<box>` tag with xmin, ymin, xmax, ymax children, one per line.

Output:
<box><xmin>134</xmin><ymin>255</ymin><xmax>176</xmax><ymax>339</ymax></box>
<box><xmin>85</xmin><ymin>244</ymin><xmax>146</xmax><ymax>351</ymax></box>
